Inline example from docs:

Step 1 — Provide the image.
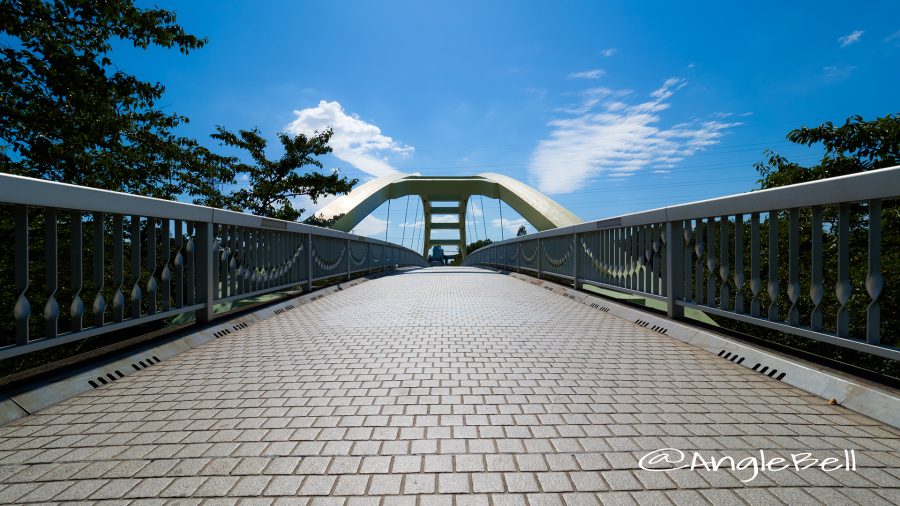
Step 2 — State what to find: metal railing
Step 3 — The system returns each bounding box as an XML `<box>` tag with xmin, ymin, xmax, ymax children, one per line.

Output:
<box><xmin>0</xmin><ymin>174</ymin><xmax>427</xmax><ymax>360</ymax></box>
<box><xmin>464</xmin><ymin>166</ymin><xmax>900</xmax><ymax>361</ymax></box>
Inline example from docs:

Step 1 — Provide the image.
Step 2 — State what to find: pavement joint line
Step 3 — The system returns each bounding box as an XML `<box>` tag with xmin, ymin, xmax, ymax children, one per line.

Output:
<box><xmin>495</xmin><ymin>268</ymin><xmax>900</xmax><ymax>429</ymax></box>
<box><xmin>0</xmin><ymin>266</ymin><xmax>420</xmax><ymax>426</ymax></box>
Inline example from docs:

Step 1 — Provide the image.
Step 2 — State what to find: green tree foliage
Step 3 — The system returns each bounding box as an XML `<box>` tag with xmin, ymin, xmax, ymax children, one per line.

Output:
<box><xmin>516</xmin><ymin>225</ymin><xmax>527</xmax><ymax>236</ymax></box>
<box><xmin>0</xmin><ymin>0</ymin><xmax>234</xmax><ymax>201</ymax></box>
<box><xmin>755</xmin><ymin>114</ymin><xmax>900</xmax><ymax>189</ymax></box>
<box><xmin>210</xmin><ymin>127</ymin><xmax>357</xmax><ymax>221</ymax></box>
<box><xmin>466</xmin><ymin>238</ymin><xmax>493</xmax><ymax>255</ymax></box>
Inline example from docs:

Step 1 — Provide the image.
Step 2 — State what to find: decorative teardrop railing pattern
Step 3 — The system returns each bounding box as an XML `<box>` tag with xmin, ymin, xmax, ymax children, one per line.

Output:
<box><xmin>464</xmin><ymin>167</ymin><xmax>900</xmax><ymax>361</ymax></box>
<box><xmin>0</xmin><ymin>174</ymin><xmax>427</xmax><ymax>361</ymax></box>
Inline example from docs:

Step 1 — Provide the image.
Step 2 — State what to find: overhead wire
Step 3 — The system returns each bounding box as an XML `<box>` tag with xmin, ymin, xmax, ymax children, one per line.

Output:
<box><xmin>400</xmin><ymin>196</ymin><xmax>410</xmax><ymax>246</ymax></box>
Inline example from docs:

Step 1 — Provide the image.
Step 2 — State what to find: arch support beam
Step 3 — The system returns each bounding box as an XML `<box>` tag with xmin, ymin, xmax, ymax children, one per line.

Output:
<box><xmin>317</xmin><ymin>173</ymin><xmax>582</xmax><ymax>233</ymax></box>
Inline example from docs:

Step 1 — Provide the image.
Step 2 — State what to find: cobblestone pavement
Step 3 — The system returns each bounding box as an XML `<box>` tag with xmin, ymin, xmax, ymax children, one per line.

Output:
<box><xmin>0</xmin><ymin>267</ymin><xmax>898</xmax><ymax>505</ymax></box>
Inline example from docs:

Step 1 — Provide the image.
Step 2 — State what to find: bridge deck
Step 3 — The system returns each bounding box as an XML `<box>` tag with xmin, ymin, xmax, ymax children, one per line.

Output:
<box><xmin>0</xmin><ymin>267</ymin><xmax>898</xmax><ymax>504</ymax></box>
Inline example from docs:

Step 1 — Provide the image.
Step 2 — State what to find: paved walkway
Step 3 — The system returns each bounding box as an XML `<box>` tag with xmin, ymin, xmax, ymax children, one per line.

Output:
<box><xmin>0</xmin><ymin>267</ymin><xmax>898</xmax><ymax>505</ymax></box>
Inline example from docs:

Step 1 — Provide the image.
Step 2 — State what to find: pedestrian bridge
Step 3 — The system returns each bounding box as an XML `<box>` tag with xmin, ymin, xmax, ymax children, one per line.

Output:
<box><xmin>0</xmin><ymin>170</ymin><xmax>899</xmax><ymax>503</ymax></box>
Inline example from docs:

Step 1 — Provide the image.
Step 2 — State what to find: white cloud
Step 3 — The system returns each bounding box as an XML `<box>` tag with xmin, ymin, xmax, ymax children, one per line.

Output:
<box><xmin>285</xmin><ymin>100</ymin><xmax>413</xmax><ymax>178</ymax></box>
<box><xmin>885</xmin><ymin>30</ymin><xmax>900</xmax><ymax>43</ymax></box>
<box><xmin>528</xmin><ymin>78</ymin><xmax>741</xmax><ymax>194</ymax></box>
<box><xmin>838</xmin><ymin>30</ymin><xmax>864</xmax><ymax>46</ymax></box>
<box><xmin>491</xmin><ymin>217</ymin><xmax>528</xmax><ymax>235</ymax></box>
<box><xmin>567</xmin><ymin>69</ymin><xmax>605</xmax><ymax>80</ymax></box>
<box><xmin>351</xmin><ymin>215</ymin><xmax>387</xmax><ymax>237</ymax></box>
<box><xmin>600</xmin><ymin>48</ymin><xmax>617</xmax><ymax>57</ymax></box>
<box><xmin>823</xmin><ymin>65</ymin><xmax>856</xmax><ymax>80</ymax></box>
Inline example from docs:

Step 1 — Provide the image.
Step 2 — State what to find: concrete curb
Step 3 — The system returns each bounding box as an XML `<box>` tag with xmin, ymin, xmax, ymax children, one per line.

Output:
<box><xmin>501</xmin><ymin>270</ymin><xmax>900</xmax><ymax>429</ymax></box>
<box><xmin>0</xmin><ymin>267</ymin><xmax>417</xmax><ymax>426</ymax></box>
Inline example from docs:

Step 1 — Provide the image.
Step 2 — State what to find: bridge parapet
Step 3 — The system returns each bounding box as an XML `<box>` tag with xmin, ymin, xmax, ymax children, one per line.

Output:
<box><xmin>464</xmin><ymin>165</ymin><xmax>900</xmax><ymax>362</ymax></box>
<box><xmin>0</xmin><ymin>174</ymin><xmax>426</xmax><ymax>364</ymax></box>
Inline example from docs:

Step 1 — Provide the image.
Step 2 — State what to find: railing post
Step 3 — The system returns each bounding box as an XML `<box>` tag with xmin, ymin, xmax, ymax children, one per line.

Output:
<box><xmin>346</xmin><ymin>238</ymin><xmax>352</xmax><ymax>281</ymax></box>
<box><xmin>665</xmin><ymin>220</ymin><xmax>684</xmax><ymax>319</ymax></box>
<box><xmin>573</xmin><ymin>233</ymin><xmax>581</xmax><ymax>290</ymax></box>
<box><xmin>195</xmin><ymin>221</ymin><xmax>215</xmax><ymax>323</ymax></box>
<box><xmin>305</xmin><ymin>233</ymin><xmax>314</xmax><ymax>293</ymax></box>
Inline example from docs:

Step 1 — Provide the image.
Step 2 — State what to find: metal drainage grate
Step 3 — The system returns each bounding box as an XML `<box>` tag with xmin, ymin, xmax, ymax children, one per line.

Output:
<box><xmin>232</xmin><ymin>322</ymin><xmax>249</xmax><ymax>331</ymax></box>
<box><xmin>309</xmin><ymin>295</ymin><xmax>322</xmax><ymax>301</ymax></box>
<box><xmin>213</xmin><ymin>328</ymin><xmax>231</xmax><ymax>338</ymax></box>
<box><xmin>285</xmin><ymin>304</ymin><xmax>296</xmax><ymax>310</ymax></box>
<box><xmin>588</xmin><ymin>303</ymin><xmax>610</xmax><ymax>312</ymax></box>
<box><xmin>718</xmin><ymin>349</ymin><xmax>746</xmax><ymax>365</ymax></box>
<box><xmin>635</xmin><ymin>319</ymin><xmax>651</xmax><ymax>328</ymax></box>
<box><xmin>650</xmin><ymin>325</ymin><xmax>669</xmax><ymax>334</ymax></box>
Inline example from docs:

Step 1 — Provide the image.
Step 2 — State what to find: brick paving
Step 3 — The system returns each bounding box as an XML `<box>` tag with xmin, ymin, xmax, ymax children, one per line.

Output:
<box><xmin>0</xmin><ymin>266</ymin><xmax>898</xmax><ymax>505</ymax></box>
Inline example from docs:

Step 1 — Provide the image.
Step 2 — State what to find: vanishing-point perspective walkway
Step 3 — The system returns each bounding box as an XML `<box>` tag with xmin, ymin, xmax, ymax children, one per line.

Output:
<box><xmin>0</xmin><ymin>267</ymin><xmax>898</xmax><ymax>505</ymax></box>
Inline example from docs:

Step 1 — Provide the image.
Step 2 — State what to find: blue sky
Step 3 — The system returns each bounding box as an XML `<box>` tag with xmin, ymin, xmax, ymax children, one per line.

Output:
<box><xmin>119</xmin><ymin>1</ymin><xmax>900</xmax><ymax>251</ymax></box>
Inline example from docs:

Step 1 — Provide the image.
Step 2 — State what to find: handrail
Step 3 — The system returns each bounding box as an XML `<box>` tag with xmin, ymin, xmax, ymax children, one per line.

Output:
<box><xmin>464</xmin><ymin>165</ymin><xmax>900</xmax><ymax>361</ymax></box>
<box><xmin>0</xmin><ymin>173</ymin><xmax>427</xmax><ymax>361</ymax></box>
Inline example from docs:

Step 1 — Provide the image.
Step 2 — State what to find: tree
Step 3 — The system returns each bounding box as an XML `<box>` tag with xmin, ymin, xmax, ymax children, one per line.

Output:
<box><xmin>466</xmin><ymin>238</ymin><xmax>493</xmax><ymax>255</ymax></box>
<box><xmin>516</xmin><ymin>225</ymin><xmax>527</xmax><ymax>236</ymax></box>
<box><xmin>0</xmin><ymin>0</ymin><xmax>237</xmax><ymax>201</ymax></box>
<box><xmin>755</xmin><ymin>114</ymin><xmax>899</xmax><ymax>189</ymax></box>
<box><xmin>210</xmin><ymin>127</ymin><xmax>357</xmax><ymax>222</ymax></box>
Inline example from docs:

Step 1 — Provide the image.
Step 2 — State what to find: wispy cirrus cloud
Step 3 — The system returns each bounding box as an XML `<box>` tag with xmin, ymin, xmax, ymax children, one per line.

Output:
<box><xmin>823</xmin><ymin>65</ymin><xmax>856</xmax><ymax>80</ymax></box>
<box><xmin>838</xmin><ymin>30</ymin><xmax>864</xmax><ymax>46</ymax></box>
<box><xmin>600</xmin><ymin>48</ymin><xmax>617</xmax><ymax>57</ymax></box>
<box><xmin>567</xmin><ymin>69</ymin><xmax>605</xmax><ymax>80</ymax></box>
<box><xmin>285</xmin><ymin>100</ymin><xmax>413</xmax><ymax>178</ymax></box>
<box><xmin>528</xmin><ymin>77</ymin><xmax>742</xmax><ymax>194</ymax></box>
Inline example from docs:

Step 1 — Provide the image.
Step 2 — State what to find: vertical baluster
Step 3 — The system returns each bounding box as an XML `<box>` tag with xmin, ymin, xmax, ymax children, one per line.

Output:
<box><xmin>787</xmin><ymin>209</ymin><xmax>800</xmax><ymax>325</ymax></box>
<box><xmin>706</xmin><ymin>217</ymin><xmax>716</xmax><ymax>306</ymax></box>
<box><xmin>719</xmin><ymin>216</ymin><xmax>729</xmax><ymax>311</ymax></box>
<box><xmin>694</xmin><ymin>219</ymin><xmax>704</xmax><ymax>303</ymax></box>
<box><xmin>658</xmin><ymin>223</ymin><xmax>666</xmax><ymax>297</ymax></box>
<box><xmin>113</xmin><ymin>215</ymin><xmax>125</xmax><ymax>322</ymax></box>
<box><xmin>14</xmin><ymin>205</ymin><xmax>30</xmax><ymax>345</ymax></box>
<box><xmin>733</xmin><ymin>214</ymin><xmax>744</xmax><ymax>313</ymax></box>
<box><xmin>93</xmin><ymin>212</ymin><xmax>106</xmax><ymax>326</ymax></box>
<box><xmin>810</xmin><ymin>207</ymin><xmax>823</xmax><ymax>331</ymax></box>
<box><xmin>70</xmin><ymin>211</ymin><xmax>84</xmax><ymax>332</ymax></box>
<box><xmin>229</xmin><ymin>226</ymin><xmax>238</xmax><ymax>294</ymax></box>
<box><xmin>750</xmin><ymin>212</ymin><xmax>761</xmax><ymax>317</ymax></box>
<box><xmin>619</xmin><ymin>227</ymin><xmax>626</xmax><ymax>287</ymax></box>
<box><xmin>146</xmin><ymin>217</ymin><xmax>157</xmax><ymax>315</ymax></box>
<box><xmin>836</xmin><ymin>204</ymin><xmax>851</xmax><ymax>337</ymax></box>
<box><xmin>186</xmin><ymin>222</ymin><xmax>196</xmax><ymax>306</ymax></box>
<box><xmin>267</xmin><ymin>230</ymin><xmax>274</xmax><ymax>287</ymax></box>
<box><xmin>44</xmin><ymin>208</ymin><xmax>59</xmax><ymax>338</ymax></box>
<box><xmin>630</xmin><ymin>227</ymin><xmax>638</xmax><ymax>289</ymax></box>
<box><xmin>173</xmin><ymin>220</ymin><xmax>184</xmax><ymax>309</ymax></box>
<box><xmin>212</xmin><ymin>225</ymin><xmax>220</xmax><ymax>299</ymax></box>
<box><xmin>161</xmin><ymin>218</ymin><xmax>171</xmax><ymax>311</ymax></box>
<box><xmin>683</xmin><ymin>221</ymin><xmax>692</xmax><ymax>302</ymax></box>
<box><xmin>651</xmin><ymin>224</ymin><xmax>660</xmax><ymax>295</ymax></box>
<box><xmin>866</xmin><ymin>199</ymin><xmax>882</xmax><ymax>344</ymax></box>
<box><xmin>767</xmin><ymin>211</ymin><xmax>780</xmax><ymax>322</ymax></box>
<box><xmin>242</xmin><ymin>228</ymin><xmax>251</xmax><ymax>293</ymax></box>
<box><xmin>219</xmin><ymin>225</ymin><xmax>228</xmax><ymax>297</ymax></box>
<box><xmin>637</xmin><ymin>225</ymin><xmax>650</xmax><ymax>292</ymax></box>
<box><xmin>130</xmin><ymin>216</ymin><xmax>142</xmax><ymax>318</ymax></box>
